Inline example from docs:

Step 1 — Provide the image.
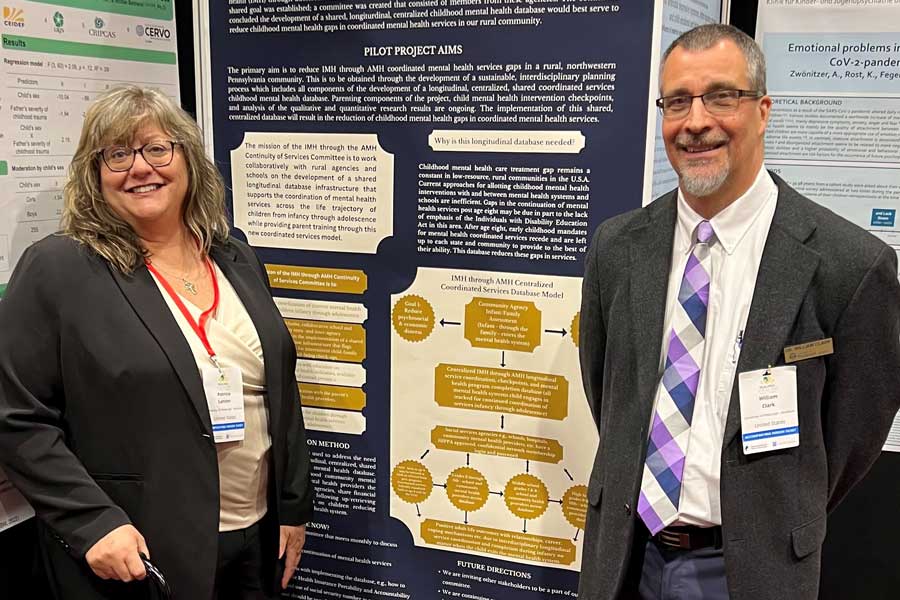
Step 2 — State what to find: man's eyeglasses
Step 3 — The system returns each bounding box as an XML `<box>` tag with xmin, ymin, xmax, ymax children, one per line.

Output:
<box><xmin>656</xmin><ymin>89</ymin><xmax>763</xmax><ymax>119</ymax></box>
<box><xmin>97</xmin><ymin>140</ymin><xmax>179</xmax><ymax>172</ymax></box>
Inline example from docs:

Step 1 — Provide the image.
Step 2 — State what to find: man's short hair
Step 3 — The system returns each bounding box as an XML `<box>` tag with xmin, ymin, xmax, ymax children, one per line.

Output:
<box><xmin>662</xmin><ymin>24</ymin><xmax>767</xmax><ymax>94</ymax></box>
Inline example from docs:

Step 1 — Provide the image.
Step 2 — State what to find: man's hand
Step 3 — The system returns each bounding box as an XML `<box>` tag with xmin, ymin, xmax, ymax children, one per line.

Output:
<box><xmin>279</xmin><ymin>524</ymin><xmax>306</xmax><ymax>589</ymax></box>
<box><xmin>85</xmin><ymin>524</ymin><xmax>148</xmax><ymax>582</ymax></box>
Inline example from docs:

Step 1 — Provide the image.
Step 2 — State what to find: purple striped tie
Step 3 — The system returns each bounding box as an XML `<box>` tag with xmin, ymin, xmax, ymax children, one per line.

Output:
<box><xmin>637</xmin><ymin>220</ymin><xmax>715</xmax><ymax>534</ymax></box>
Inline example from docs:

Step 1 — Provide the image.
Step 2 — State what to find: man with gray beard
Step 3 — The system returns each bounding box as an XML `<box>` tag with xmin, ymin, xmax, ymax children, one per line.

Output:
<box><xmin>577</xmin><ymin>24</ymin><xmax>900</xmax><ymax>600</ymax></box>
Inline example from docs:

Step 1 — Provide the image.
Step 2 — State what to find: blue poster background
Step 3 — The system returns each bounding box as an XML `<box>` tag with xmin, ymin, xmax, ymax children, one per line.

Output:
<box><xmin>206</xmin><ymin>2</ymin><xmax>656</xmax><ymax>597</ymax></box>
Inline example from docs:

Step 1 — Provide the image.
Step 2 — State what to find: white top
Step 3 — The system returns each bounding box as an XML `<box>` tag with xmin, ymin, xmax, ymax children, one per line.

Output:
<box><xmin>151</xmin><ymin>263</ymin><xmax>272</xmax><ymax>532</ymax></box>
<box><xmin>657</xmin><ymin>165</ymin><xmax>778</xmax><ymax>527</ymax></box>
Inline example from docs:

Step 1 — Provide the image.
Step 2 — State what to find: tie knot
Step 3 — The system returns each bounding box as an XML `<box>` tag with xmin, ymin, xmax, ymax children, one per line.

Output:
<box><xmin>696</xmin><ymin>220</ymin><xmax>715</xmax><ymax>244</ymax></box>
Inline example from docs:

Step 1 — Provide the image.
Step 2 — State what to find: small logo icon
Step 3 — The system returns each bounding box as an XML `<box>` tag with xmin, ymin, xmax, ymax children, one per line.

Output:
<box><xmin>136</xmin><ymin>23</ymin><xmax>170</xmax><ymax>39</ymax></box>
<box><xmin>89</xmin><ymin>15</ymin><xmax>115</xmax><ymax>39</ymax></box>
<box><xmin>3</xmin><ymin>6</ymin><xmax>25</xmax><ymax>27</ymax></box>
<box><xmin>52</xmin><ymin>11</ymin><xmax>63</xmax><ymax>27</ymax></box>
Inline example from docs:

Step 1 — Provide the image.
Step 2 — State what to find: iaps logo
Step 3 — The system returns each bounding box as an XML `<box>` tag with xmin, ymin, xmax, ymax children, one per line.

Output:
<box><xmin>52</xmin><ymin>10</ymin><xmax>64</xmax><ymax>33</ymax></box>
<box><xmin>2</xmin><ymin>6</ymin><xmax>25</xmax><ymax>28</ymax></box>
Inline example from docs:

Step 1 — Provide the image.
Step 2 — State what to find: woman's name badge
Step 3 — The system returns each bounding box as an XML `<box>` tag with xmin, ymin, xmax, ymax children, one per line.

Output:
<box><xmin>201</xmin><ymin>366</ymin><xmax>245</xmax><ymax>443</ymax></box>
<box><xmin>738</xmin><ymin>366</ymin><xmax>799</xmax><ymax>455</ymax></box>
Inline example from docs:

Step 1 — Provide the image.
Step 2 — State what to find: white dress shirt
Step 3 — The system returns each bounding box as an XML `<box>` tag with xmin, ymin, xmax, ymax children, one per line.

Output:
<box><xmin>656</xmin><ymin>165</ymin><xmax>778</xmax><ymax>527</ymax></box>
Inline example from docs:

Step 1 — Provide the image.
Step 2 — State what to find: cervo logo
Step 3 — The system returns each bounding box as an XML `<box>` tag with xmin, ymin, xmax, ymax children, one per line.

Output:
<box><xmin>2</xmin><ymin>6</ymin><xmax>25</xmax><ymax>27</ymax></box>
<box><xmin>136</xmin><ymin>23</ymin><xmax>171</xmax><ymax>40</ymax></box>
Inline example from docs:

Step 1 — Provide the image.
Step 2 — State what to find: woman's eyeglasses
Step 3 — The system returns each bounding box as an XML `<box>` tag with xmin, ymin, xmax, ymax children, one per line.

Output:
<box><xmin>97</xmin><ymin>141</ymin><xmax>179</xmax><ymax>172</ymax></box>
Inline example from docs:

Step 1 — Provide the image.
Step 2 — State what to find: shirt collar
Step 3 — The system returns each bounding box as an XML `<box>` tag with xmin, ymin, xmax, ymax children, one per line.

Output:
<box><xmin>676</xmin><ymin>164</ymin><xmax>777</xmax><ymax>256</ymax></box>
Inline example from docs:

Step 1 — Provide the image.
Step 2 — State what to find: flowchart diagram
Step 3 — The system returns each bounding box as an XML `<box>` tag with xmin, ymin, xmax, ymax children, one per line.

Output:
<box><xmin>390</xmin><ymin>268</ymin><xmax>596</xmax><ymax>571</ymax></box>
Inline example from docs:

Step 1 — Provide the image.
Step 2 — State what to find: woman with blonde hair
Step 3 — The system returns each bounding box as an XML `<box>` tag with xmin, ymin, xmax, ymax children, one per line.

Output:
<box><xmin>0</xmin><ymin>85</ymin><xmax>312</xmax><ymax>599</ymax></box>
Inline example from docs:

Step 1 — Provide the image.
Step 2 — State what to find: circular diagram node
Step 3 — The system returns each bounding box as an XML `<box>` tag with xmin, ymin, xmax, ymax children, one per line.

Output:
<box><xmin>391</xmin><ymin>460</ymin><xmax>433</xmax><ymax>504</ymax></box>
<box><xmin>446</xmin><ymin>466</ymin><xmax>490</xmax><ymax>512</ymax></box>
<box><xmin>392</xmin><ymin>295</ymin><xmax>436</xmax><ymax>342</ymax></box>
<box><xmin>504</xmin><ymin>473</ymin><xmax>550</xmax><ymax>519</ymax></box>
<box><xmin>561</xmin><ymin>484</ymin><xmax>588</xmax><ymax>530</ymax></box>
<box><xmin>571</xmin><ymin>312</ymin><xmax>581</xmax><ymax>348</ymax></box>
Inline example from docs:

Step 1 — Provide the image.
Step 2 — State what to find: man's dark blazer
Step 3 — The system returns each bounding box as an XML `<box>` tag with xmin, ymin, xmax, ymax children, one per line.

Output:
<box><xmin>0</xmin><ymin>234</ymin><xmax>313</xmax><ymax>599</ymax></box>
<box><xmin>577</xmin><ymin>174</ymin><xmax>900</xmax><ymax>600</ymax></box>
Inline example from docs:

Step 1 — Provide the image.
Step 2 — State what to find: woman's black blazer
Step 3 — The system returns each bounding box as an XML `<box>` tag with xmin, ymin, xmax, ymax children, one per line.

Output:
<box><xmin>0</xmin><ymin>234</ymin><xmax>313</xmax><ymax>599</ymax></box>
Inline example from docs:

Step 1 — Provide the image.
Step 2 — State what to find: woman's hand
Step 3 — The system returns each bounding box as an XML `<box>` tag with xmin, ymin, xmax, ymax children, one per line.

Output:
<box><xmin>85</xmin><ymin>524</ymin><xmax>149</xmax><ymax>582</ymax></box>
<box><xmin>279</xmin><ymin>524</ymin><xmax>307</xmax><ymax>589</ymax></box>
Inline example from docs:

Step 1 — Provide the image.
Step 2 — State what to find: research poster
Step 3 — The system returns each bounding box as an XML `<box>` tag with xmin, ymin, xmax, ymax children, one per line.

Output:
<box><xmin>644</xmin><ymin>0</ymin><xmax>723</xmax><ymax>203</ymax></box>
<box><xmin>0</xmin><ymin>0</ymin><xmax>180</xmax><ymax>294</ymax></box>
<box><xmin>0</xmin><ymin>466</ymin><xmax>32</xmax><ymax>533</ymax></box>
<box><xmin>0</xmin><ymin>0</ymin><xmax>180</xmax><ymax>528</ymax></box>
<box><xmin>200</xmin><ymin>1</ymin><xmax>659</xmax><ymax>597</ymax></box>
<box><xmin>756</xmin><ymin>1</ymin><xmax>900</xmax><ymax>451</ymax></box>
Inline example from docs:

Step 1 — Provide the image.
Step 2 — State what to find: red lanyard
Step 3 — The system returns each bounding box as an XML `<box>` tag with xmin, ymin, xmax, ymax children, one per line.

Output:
<box><xmin>147</xmin><ymin>257</ymin><xmax>220</xmax><ymax>363</ymax></box>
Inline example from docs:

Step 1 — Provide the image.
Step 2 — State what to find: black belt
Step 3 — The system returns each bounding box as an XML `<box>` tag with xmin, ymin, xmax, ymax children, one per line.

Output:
<box><xmin>652</xmin><ymin>525</ymin><xmax>723</xmax><ymax>550</ymax></box>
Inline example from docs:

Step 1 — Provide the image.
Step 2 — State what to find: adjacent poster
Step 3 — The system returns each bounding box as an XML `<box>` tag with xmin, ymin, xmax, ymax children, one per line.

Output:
<box><xmin>756</xmin><ymin>1</ymin><xmax>900</xmax><ymax>451</ymax></box>
<box><xmin>199</xmin><ymin>0</ymin><xmax>660</xmax><ymax>596</ymax></box>
<box><xmin>0</xmin><ymin>0</ymin><xmax>180</xmax><ymax>296</ymax></box>
<box><xmin>0</xmin><ymin>0</ymin><xmax>180</xmax><ymax>528</ymax></box>
<box><xmin>0</xmin><ymin>466</ymin><xmax>33</xmax><ymax>533</ymax></box>
<box><xmin>643</xmin><ymin>0</ymin><xmax>723</xmax><ymax>204</ymax></box>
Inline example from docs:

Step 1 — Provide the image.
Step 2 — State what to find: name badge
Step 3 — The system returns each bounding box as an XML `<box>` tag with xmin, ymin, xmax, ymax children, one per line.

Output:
<box><xmin>738</xmin><ymin>366</ymin><xmax>799</xmax><ymax>455</ymax></box>
<box><xmin>202</xmin><ymin>366</ymin><xmax>245</xmax><ymax>443</ymax></box>
<box><xmin>784</xmin><ymin>338</ymin><xmax>833</xmax><ymax>363</ymax></box>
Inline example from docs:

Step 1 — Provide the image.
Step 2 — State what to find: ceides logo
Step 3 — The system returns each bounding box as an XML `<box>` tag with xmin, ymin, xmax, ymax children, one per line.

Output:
<box><xmin>136</xmin><ymin>24</ymin><xmax>171</xmax><ymax>40</ymax></box>
<box><xmin>2</xmin><ymin>6</ymin><xmax>25</xmax><ymax>27</ymax></box>
<box><xmin>89</xmin><ymin>15</ymin><xmax>116</xmax><ymax>38</ymax></box>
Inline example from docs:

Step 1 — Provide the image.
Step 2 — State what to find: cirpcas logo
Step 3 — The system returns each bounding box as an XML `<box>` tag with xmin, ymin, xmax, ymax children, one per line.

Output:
<box><xmin>136</xmin><ymin>23</ymin><xmax>171</xmax><ymax>40</ymax></box>
<box><xmin>89</xmin><ymin>14</ymin><xmax>115</xmax><ymax>38</ymax></box>
<box><xmin>2</xmin><ymin>6</ymin><xmax>25</xmax><ymax>27</ymax></box>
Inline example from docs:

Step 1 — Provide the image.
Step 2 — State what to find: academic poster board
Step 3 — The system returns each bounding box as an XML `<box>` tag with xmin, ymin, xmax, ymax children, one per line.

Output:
<box><xmin>755</xmin><ymin>1</ymin><xmax>900</xmax><ymax>452</ymax></box>
<box><xmin>0</xmin><ymin>0</ymin><xmax>180</xmax><ymax>531</ymax></box>
<box><xmin>198</xmin><ymin>1</ymin><xmax>662</xmax><ymax>597</ymax></box>
<box><xmin>643</xmin><ymin>0</ymin><xmax>724</xmax><ymax>203</ymax></box>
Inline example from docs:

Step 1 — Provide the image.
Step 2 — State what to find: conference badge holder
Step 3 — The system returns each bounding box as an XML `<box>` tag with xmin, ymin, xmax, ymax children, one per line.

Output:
<box><xmin>738</xmin><ymin>365</ymin><xmax>799</xmax><ymax>455</ymax></box>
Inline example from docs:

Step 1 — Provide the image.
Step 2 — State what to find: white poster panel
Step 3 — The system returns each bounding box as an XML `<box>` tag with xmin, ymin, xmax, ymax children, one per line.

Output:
<box><xmin>642</xmin><ymin>0</ymin><xmax>725</xmax><ymax>205</ymax></box>
<box><xmin>756</xmin><ymin>0</ymin><xmax>900</xmax><ymax>451</ymax></box>
<box><xmin>0</xmin><ymin>0</ymin><xmax>180</xmax><ymax>529</ymax></box>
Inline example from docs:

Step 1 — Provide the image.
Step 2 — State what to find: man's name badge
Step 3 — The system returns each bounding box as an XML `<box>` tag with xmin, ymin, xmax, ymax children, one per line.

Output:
<box><xmin>784</xmin><ymin>338</ymin><xmax>833</xmax><ymax>363</ymax></box>
<box><xmin>202</xmin><ymin>365</ymin><xmax>245</xmax><ymax>443</ymax></box>
<box><xmin>738</xmin><ymin>366</ymin><xmax>799</xmax><ymax>455</ymax></box>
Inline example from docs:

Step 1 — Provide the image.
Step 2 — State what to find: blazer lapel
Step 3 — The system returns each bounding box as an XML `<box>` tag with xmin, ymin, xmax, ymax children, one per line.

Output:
<box><xmin>722</xmin><ymin>178</ymin><xmax>820</xmax><ymax>447</ymax></box>
<box><xmin>628</xmin><ymin>193</ymin><xmax>678</xmax><ymax>417</ymax></box>
<box><xmin>109</xmin><ymin>263</ymin><xmax>213</xmax><ymax>435</ymax></box>
<box><xmin>211</xmin><ymin>243</ymin><xmax>284</xmax><ymax>430</ymax></box>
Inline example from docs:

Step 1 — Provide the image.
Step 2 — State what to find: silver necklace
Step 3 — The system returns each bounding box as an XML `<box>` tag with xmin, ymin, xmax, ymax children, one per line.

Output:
<box><xmin>178</xmin><ymin>277</ymin><xmax>198</xmax><ymax>296</ymax></box>
<box><xmin>152</xmin><ymin>263</ymin><xmax>202</xmax><ymax>295</ymax></box>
